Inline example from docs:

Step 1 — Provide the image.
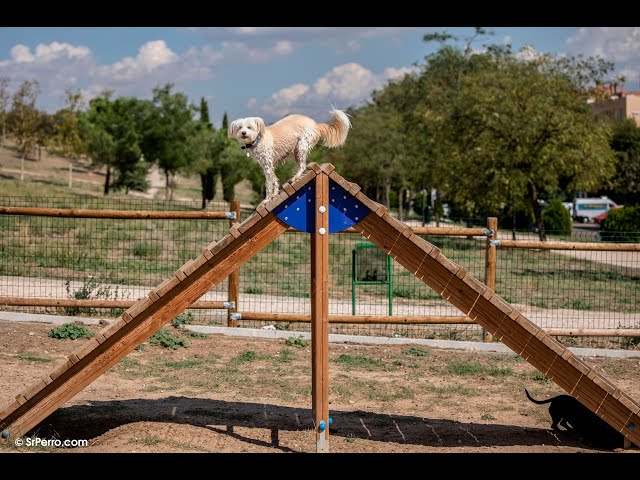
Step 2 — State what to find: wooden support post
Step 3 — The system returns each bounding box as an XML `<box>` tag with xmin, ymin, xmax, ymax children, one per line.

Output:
<box><xmin>228</xmin><ymin>200</ymin><xmax>241</xmax><ymax>327</ymax></box>
<box><xmin>311</xmin><ymin>172</ymin><xmax>330</xmax><ymax>453</ymax></box>
<box><xmin>484</xmin><ymin>217</ymin><xmax>498</xmax><ymax>343</ymax></box>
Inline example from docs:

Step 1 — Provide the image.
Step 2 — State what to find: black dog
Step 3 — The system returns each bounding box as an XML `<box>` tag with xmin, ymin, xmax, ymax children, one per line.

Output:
<box><xmin>525</xmin><ymin>388</ymin><xmax>623</xmax><ymax>449</ymax></box>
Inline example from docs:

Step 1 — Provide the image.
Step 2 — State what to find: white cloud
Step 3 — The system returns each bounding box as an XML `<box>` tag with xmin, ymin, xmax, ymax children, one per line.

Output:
<box><xmin>258</xmin><ymin>62</ymin><xmax>419</xmax><ymax>120</ymax></box>
<box><xmin>273</xmin><ymin>41</ymin><xmax>294</xmax><ymax>56</ymax></box>
<box><xmin>247</xmin><ymin>97</ymin><xmax>257</xmax><ymax>109</ymax></box>
<box><xmin>566</xmin><ymin>27</ymin><xmax>640</xmax><ymax>86</ymax></box>
<box><xmin>11</xmin><ymin>44</ymin><xmax>34</xmax><ymax>62</ymax></box>
<box><xmin>503</xmin><ymin>35</ymin><xmax>512</xmax><ymax>46</ymax></box>
<box><xmin>337</xmin><ymin>40</ymin><xmax>361</xmax><ymax>55</ymax></box>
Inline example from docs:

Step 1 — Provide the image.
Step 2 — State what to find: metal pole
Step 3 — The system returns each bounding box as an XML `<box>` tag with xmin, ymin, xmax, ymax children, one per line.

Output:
<box><xmin>228</xmin><ymin>200</ymin><xmax>240</xmax><ymax>327</ymax></box>
<box><xmin>484</xmin><ymin>217</ymin><xmax>498</xmax><ymax>343</ymax></box>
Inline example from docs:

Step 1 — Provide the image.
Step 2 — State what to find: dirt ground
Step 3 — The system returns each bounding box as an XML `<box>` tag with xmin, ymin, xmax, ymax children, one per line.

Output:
<box><xmin>0</xmin><ymin>320</ymin><xmax>639</xmax><ymax>454</ymax></box>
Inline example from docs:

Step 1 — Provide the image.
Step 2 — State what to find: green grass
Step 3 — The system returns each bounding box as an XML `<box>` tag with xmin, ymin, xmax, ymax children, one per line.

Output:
<box><xmin>404</xmin><ymin>347</ymin><xmax>429</xmax><ymax>357</ymax></box>
<box><xmin>334</xmin><ymin>354</ymin><xmax>383</xmax><ymax>370</ymax></box>
<box><xmin>285</xmin><ymin>336</ymin><xmax>310</xmax><ymax>348</ymax></box>
<box><xmin>16</xmin><ymin>353</ymin><xmax>53</xmax><ymax>363</ymax></box>
<box><xmin>234</xmin><ymin>350</ymin><xmax>257</xmax><ymax>364</ymax></box>
<box><xmin>447</xmin><ymin>361</ymin><xmax>514</xmax><ymax>377</ymax></box>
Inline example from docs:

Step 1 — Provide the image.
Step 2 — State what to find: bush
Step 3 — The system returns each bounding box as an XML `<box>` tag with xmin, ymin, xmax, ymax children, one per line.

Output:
<box><xmin>542</xmin><ymin>199</ymin><xmax>572</xmax><ymax>235</ymax></box>
<box><xmin>48</xmin><ymin>323</ymin><xmax>94</xmax><ymax>340</ymax></box>
<box><xmin>600</xmin><ymin>205</ymin><xmax>640</xmax><ymax>241</ymax></box>
<box><xmin>149</xmin><ymin>328</ymin><xmax>188</xmax><ymax>350</ymax></box>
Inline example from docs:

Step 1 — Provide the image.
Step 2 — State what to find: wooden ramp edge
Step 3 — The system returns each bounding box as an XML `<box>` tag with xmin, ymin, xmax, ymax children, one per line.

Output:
<box><xmin>342</xmin><ymin>173</ymin><xmax>640</xmax><ymax>448</ymax></box>
<box><xmin>0</xmin><ymin>167</ymin><xmax>319</xmax><ymax>439</ymax></box>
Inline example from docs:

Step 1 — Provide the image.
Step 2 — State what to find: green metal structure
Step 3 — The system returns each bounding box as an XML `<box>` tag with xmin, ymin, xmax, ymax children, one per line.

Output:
<box><xmin>351</xmin><ymin>241</ymin><xmax>393</xmax><ymax>315</ymax></box>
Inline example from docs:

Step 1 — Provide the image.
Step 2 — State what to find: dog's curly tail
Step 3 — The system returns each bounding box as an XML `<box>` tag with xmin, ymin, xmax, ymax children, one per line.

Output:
<box><xmin>317</xmin><ymin>109</ymin><xmax>351</xmax><ymax>148</ymax></box>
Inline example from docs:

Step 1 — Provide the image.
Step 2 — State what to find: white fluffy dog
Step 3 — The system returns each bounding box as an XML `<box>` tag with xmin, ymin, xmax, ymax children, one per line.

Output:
<box><xmin>228</xmin><ymin>109</ymin><xmax>351</xmax><ymax>202</ymax></box>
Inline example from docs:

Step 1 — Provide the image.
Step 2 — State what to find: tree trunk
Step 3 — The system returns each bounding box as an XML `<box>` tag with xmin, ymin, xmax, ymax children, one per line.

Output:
<box><xmin>528</xmin><ymin>182</ymin><xmax>546</xmax><ymax>241</ymax></box>
<box><xmin>200</xmin><ymin>173</ymin><xmax>207</xmax><ymax>209</ymax></box>
<box><xmin>383</xmin><ymin>179</ymin><xmax>391</xmax><ymax>209</ymax></box>
<box><xmin>165</xmin><ymin>169</ymin><xmax>171</xmax><ymax>201</ymax></box>
<box><xmin>398</xmin><ymin>187</ymin><xmax>404</xmax><ymax>221</ymax></box>
<box><xmin>104</xmin><ymin>166</ymin><xmax>111</xmax><ymax>195</ymax></box>
<box><xmin>434</xmin><ymin>190</ymin><xmax>441</xmax><ymax>228</ymax></box>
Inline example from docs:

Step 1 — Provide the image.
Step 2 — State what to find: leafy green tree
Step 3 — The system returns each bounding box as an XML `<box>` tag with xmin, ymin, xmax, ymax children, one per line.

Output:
<box><xmin>0</xmin><ymin>76</ymin><xmax>9</xmax><ymax>146</ymax></box>
<box><xmin>79</xmin><ymin>95</ymin><xmax>149</xmax><ymax>194</ymax></box>
<box><xmin>191</xmin><ymin>98</ymin><xmax>219</xmax><ymax>209</ymax></box>
<box><xmin>49</xmin><ymin>88</ymin><xmax>85</xmax><ymax>159</ymax></box>
<box><xmin>10</xmin><ymin>79</ymin><xmax>40</xmax><ymax>159</ymax></box>
<box><xmin>607</xmin><ymin>119</ymin><xmax>640</xmax><ymax>205</ymax></box>
<box><xmin>142</xmin><ymin>84</ymin><xmax>198</xmax><ymax>200</ymax></box>
<box><xmin>542</xmin><ymin>199</ymin><xmax>573</xmax><ymax>235</ymax></box>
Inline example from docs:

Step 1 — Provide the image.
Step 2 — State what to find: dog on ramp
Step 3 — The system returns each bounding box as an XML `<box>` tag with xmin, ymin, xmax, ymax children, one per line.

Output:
<box><xmin>228</xmin><ymin>109</ymin><xmax>351</xmax><ymax>202</ymax></box>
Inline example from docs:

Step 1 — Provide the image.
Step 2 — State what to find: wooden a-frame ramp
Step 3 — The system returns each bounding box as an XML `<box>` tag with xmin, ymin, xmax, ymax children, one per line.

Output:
<box><xmin>1</xmin><ymin>163</ymin><xmax>639</xmax><ymax>452</ymax></box>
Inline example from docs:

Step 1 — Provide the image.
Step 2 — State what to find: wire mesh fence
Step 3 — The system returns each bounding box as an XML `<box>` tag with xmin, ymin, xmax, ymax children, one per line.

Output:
<box><xmin>0</xmin><ymin>198</ymin><xmax>638</xmax><ymax>349</ymax></box>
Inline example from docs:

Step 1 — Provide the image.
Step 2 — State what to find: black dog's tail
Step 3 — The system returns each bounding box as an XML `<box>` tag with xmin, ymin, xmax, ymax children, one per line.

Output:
<box><xmin>525</xmin><ymin>388</ymin><xmax>553</xmax><ymax>404</ymax></box>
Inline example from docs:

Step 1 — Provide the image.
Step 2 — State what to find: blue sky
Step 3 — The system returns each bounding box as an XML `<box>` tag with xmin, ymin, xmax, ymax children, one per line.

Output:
<box><xmin>1</xmin><ymin>27</ymin><xmax>638</xmax><ymax>126</ymax></box>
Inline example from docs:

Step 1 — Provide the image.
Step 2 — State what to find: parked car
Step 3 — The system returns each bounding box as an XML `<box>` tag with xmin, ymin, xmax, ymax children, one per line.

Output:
<box><xmin>594</xmin><ymin>205</ymin><xmax>623</xmax><ymax>225</ymax></box>
<box><xmin>572</xmin><ymin>196</ymin><xmax>619</xmax><ymax>223</ymax></box>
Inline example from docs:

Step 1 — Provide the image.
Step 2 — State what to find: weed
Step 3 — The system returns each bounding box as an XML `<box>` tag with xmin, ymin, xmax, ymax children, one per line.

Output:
<box><xmin>481</xmin><ymin>413</ymin><xmax>496</xmax><ymax>421</ymax></box>
<box><xmin>531</xmin><ymin>371</ymin><xmax>551</xmax><ymax>383</ymax></box>
<box><xmin>244</xmin><ymin>287</ymin><xmax>263</xmax><ymax>294</ymax></box>
<box><xmin>405</xmin><ymin>347</ymin><xmax>429</xmax><ymax>357</ymax></box>
<box><xmin>149</xmin><ymin>329</ymin><xmax>188</xmax><ymax>350</ymax></box>
<box><xmin>16</xmin><ymin>353</ymin><xmax>53</xmax><ymax>363</ymax></box>
<box><xmin>285</xmin><ymin>335</ymin><xmax>310</xmax><ymax>348</ymax></box>
<box><xmin>427</xmin><ymin>384</ymin><xmax>478</xmax><ymax>397</ymax></box>
<box><xmin>346</xmin><ymin>433</ymin><xmax>357</xmax><ymax>443</ymax></box>
<box><xmin>447</xmin><ymin>361</ymin><xmax>513</xmax><ymax>377</ymax></box>
<box><xmin>63</xmin><ymin>277</ymin><xmax>124</xmax><ymax>317</ymax></box>
<box><xmin>277</xmin><ymin>349</ymin><xmax>295</xmax><ymax>363</ymax></box>
<box><xmin>162</xmin><ymin>359</ymin><xmax>208</xmax><ymax>369</ymax></box>
<box><xmin>335</xmin><ymin>354</ymin><xmax>382</xmax><ymax>369</ymax></box>
<box><xmin>171</xmin><ymin>312</ymin><xmax>195</xmax><ymax>328</ymax></box>
<box><xmin>183</xmin><ymin>331</ymin><xmax>209</xmax><ymax>339</ymax></box>
<box><xmin>571</xmin><ymin>299</ymin><xmax>592</xmax><ymax>311</ymax></box>
<box><xmin>235</xmin><ymin>350</ymin><xmax>257</xmax><ymax>363</ymax></box>
<box><xmin>48</xmin><ymin>323</ymin><xmax>94</xmax><ymax>340</ymax></box>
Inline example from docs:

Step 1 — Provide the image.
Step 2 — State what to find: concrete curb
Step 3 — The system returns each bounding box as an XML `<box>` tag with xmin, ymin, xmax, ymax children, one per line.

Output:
<box><xmin>1</xmin><ymin>310</ymin><xmax>638</xmax><ymax>359</ymax></box>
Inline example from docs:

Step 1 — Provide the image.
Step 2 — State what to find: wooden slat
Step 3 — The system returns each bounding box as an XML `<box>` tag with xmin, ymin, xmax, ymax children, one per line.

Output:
<box><xmin>311</xmin><ymin>170</ymin><xmax>330</xmax><ymax>452</ymax></box>
<box><xmin>497</xmin><ymin>239</ymin><xmax>640</xmax><ymax>251</ymax></box>
<box><xmin>238</xmin><ymin>312</ymin><xmax>475</xmax><ymax>324</ymax></box>
<box><xmin>0</xmin><ymin>206</ymin><xmax>231</xmax><ymax>220</ymax></box>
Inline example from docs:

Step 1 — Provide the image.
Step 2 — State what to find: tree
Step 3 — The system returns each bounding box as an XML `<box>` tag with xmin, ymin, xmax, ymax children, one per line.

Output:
<box><xmin>79</xmin><ymin>96</ymin><xmax>149</xmax><ymax>194</ymax></box>
<box><xmin>141</xmin><ymin>84</ymin><xmax>198</xmax><ymax>200</ymax></box>
<box><xmin>11</xmin><ymin>80</ymin><xmax>40</xmax><ymax>159</ymax></box>
<box><xmin>49</xmin><ymin>88</ymin><xmax>85</xmax><ymax>159</ymax></box>
<box><xmin>0</xmin><ymin>77</ymin><xmax>9</xmax><ymax>146</ymax></box>
<box><xmin>193</xmin><ymin>98</ymin><xmax>218</xmax><ymax>209</ymax></box>
<box><xmin>607</xmin><ymin>119</ymin><xmax>640</xmax><ymax>205</ymax></box>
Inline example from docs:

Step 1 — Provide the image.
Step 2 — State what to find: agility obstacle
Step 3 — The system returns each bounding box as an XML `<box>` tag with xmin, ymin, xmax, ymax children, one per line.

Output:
<box><xmin>1</xmin><ymin>163</ymin><xmax>639</xmax><ymax>453</ymax></box>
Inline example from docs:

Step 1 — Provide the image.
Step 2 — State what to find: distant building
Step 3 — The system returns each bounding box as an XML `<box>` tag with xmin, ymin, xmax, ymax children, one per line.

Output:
<box><xmin>589</xmin><ymin>83</ymin><xmax>640</xmax><ymax>126</ymax></box>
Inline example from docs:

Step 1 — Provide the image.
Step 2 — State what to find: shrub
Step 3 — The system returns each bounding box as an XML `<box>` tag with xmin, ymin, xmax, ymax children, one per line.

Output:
<box><xmin>600</xmin><ymin>205</ymin><xmax>640</xmax><ymax>242</ymax></box>
<box><xmin>149</xmin><ymin>328</ymin><xmax>188</xmax><ymax>350</ymax></box>
<box><xmin>170</xmin><ymin>312</ymin><xmax>195</xmax><ymax>328</ymax></box>
<box><xmin>542</xmin><ymin>199</ymin><xmax>572</xmax><ymax>235</ymax></box>
<box><xmin>48</xmin><ymin>323</ymin><xmax>94</xmax><ymax>340</ymax></box>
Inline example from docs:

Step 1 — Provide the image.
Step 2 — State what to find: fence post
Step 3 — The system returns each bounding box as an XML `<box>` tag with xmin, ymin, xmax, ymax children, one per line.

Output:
<box><xmin>227</xmin><ymin>200</ymin><xmax>241</xmax><ymax>327</ymax></box>
<box><xmin>484</xmin><ymin>217</ymin><xmax>498</xmax><ymax>342</ymax></box>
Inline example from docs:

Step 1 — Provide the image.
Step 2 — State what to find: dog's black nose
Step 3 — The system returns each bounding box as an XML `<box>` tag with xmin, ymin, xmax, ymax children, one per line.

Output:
<box><xmin>241</xmin><ymin>131</ymin><xmax>247</xmax><ymax>136</ymax></box>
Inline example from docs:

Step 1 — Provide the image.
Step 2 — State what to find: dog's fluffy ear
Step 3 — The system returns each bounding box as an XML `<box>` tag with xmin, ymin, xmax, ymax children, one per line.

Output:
<box><xmin>228</xmin><ymin>120</ymin><xmax>240</xmax><ymax>138</ymax></box>
<box><xmin>253</xmin><ymin>118</ymin><xmax>266</xmax><ymax>137</ymax></box>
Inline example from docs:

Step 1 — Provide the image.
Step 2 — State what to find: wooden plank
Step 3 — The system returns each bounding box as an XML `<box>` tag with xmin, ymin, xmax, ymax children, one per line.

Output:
<box><xmin>229</xmin><ymin>224</ymin><xmax>241</xmax><ymax>239</ymax></box>
<box><xmin>306</xmin><ymin>162</ymin><xmax>322</xmax><ymax>174</ymax></box>
<box><xmin>209</xmin><ymin>234</ymin><xmax>234</xmax><ymax>257</ymax></box>
<box><xmin>228</xmin><ymin>199</ymin><xmax>241</xmax><ymax>328</ymax></box>
<box><xmin>175</xmin><ymin>261</ymin><xmax>191</xmax><ymax>281</ymax></box>
<box><xmin>124</xmin><ymin>297</ymin><xmax>154</xmax><ymax>321</ymax></box>
<box><xmin>182</xmin><ymin>254</ymin><xmax>209</xmax><ymax>278</ymax></box>
<box><xmin>328</xmin><ymin>170</ymin><xmax>354</xmax><ymax>192</ymax></box>
<box><xmin>0</xmin><ymin>400</ymin><xmax>21</xmax><ymax>422</ymax></box>
<box><xmin>311</xmin><ymin>171</ymin><xmax>330</xmax><ymax>452</ymax></box>
<box><xmin>73</xmin><ymin>338</ymin><xmax>101</xmax><ymax>362</ymax></box>
<box><xmin>238</xmin><ymin>312</ymin><xmax>474</xmax><ymax>324</ymax></box>
<box><xmin>440</xmin><ymin>274</ymin><xmax>481</xmax><ymax>316</ymax></box>
<box><xmin>22</xmin><ymin>379</ymin><xmax>48</xmax><ymax>402</ymax></box>
<box><xmin>0</xmin><ymin>206</ymin><xmax>231</xmax><ymax>220</ymax></box>
<box><xmin>256</xmin><ymin>203</ymin><xmax>268</xmax><ymax>217</ymax></box>
<box><xmin>154</xmin><ymin>277</ymin><xmax>181</xmax><ymax>298</ymax></box>
<box><xmin>319</xmin><ymin>163</ymin><xmax>335</xmax><ymax>175</ymax></box>
<box><xmin>354</xmin><ymin>190</ymin><xmax>383</xmax><ymax>213</ymax></box>
<box><xmin>291</xmin><ymin>170</ymin><xmax>316</xmax><ymax>191</ymax></box>
<box><xmin>238</xmin><ymin>212</ymin><xmax>263</xmax><ymax>234</ymax></box>
<box><xmin>347</xmin><ymin>183</ymin><xmax>362</xmax><ymax>196</ymax></box>
<box><xmin>497</xmin><ymin>240</ymin><xmax>640</xmax><ymax>252</ymax></box>
<box><xmin>382</xmin><ymin>212</ymin><xmax>408</xmax><ymax>234</ymax></box>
